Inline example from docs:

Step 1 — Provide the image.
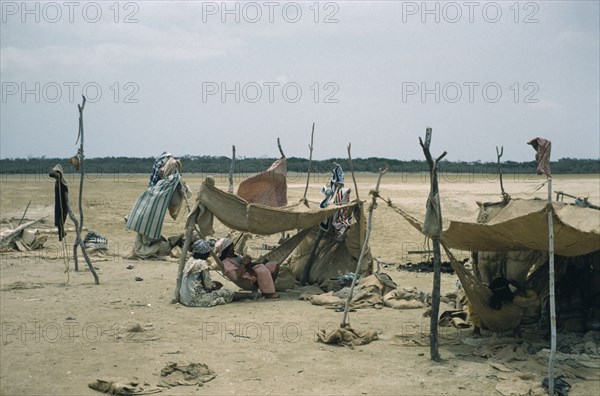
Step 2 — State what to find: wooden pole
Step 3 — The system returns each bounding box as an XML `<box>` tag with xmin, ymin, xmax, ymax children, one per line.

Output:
<box><xmin>50</xmin><ymin>167</ymin><xmax>99</xmax><ymax>284</ymax></box>
<box><xmin>73</xmin><ymin>96</ymin><xmax>86</xmax><ymax>271</ymax></box>
<box><xmin>277</xmin><ymin>137</ymin><xmax>285</xmax><ymax>158</ymax></box>
<box><xmin>347</xmin><ymin>143</ymin><xmax>361</xmax><ymax>202</ymax></box>
<box><xmin>67</xmin><ymin>96</ymin><xmax>98</xmax><ymax>284</ymax></box>
<box><xmin>496</xmin><ymin>146</ymin><xmax>510</xmax><ymax>203</ymax></box>
<box><xmin>547</xmin><ymin>177</ymin><xmax>556</xmax><ymax>395</ymax></box>
<box><xmin>173</xmin><ymin>204</ymin><xmax>201</xmax><ymax>303</ymax></box>
<box><xmin>419</xmin><ymin>127</ymin><xmax>447</xmax><ymax>362</ymax></box>
<box><xmin>65</xmin><ymin>195</ymin><xmax>98</xmax><ymax>284</ymax></box>
<box><xmin>341</xmin><ymin>167</ymin><xmax>386</xmax><ymax>327</ymax></box>
<box><xmin>228</xmin><ymin>145</ymin><xmax>236</xmax><ymax>193</ymax></box>
<box><xmin>302</xmin><ymin>123</ymin><xmax>315</xmax><ymax>205</ymax></box>
<box><xmin>17</xmin><ymin>201</ymin><xmax>32</xmax><ymax>226</ymax></box>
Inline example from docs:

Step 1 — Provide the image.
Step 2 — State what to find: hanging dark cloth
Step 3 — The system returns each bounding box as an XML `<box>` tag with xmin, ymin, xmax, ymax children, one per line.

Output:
<box><xmin>49</xmin><ymin>164</ymin><xmax>69</xmax><ymax>241</ymax></box>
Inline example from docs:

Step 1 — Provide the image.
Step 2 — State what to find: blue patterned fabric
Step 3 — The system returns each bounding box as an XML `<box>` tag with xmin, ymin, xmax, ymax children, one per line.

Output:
<box><xmin>149</xmin><ymin>152</ymin><xmax>172</xmax><ymax>187</ymax></box>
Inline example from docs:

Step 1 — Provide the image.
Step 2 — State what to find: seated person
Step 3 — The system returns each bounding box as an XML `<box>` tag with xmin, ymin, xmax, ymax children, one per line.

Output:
<box><xmin>215</xmin><ymin>238</ymin><xmax>280</xmax><ymax>299</ymax></box>
<box><xmin>180</xmin><ymin>240</ymin><xmax>237</xmax><ymax>307</ymax></box>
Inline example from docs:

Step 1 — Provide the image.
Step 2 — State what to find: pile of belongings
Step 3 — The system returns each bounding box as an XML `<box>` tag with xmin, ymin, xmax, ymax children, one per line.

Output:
<box><xmin>302</xmin><ymin>273</ymin><xmax>434</xmax><ymax>310</ymax></box>
<box><xmin>0</xmin><ymin>218</ymin><xmax>48</xmax><ymax>252</ymax></box>
<box><xmin>83</xmin><ymin>231</ymin><xmax>108</xmax><ymax>252</ymax></box>
<box><xmin>126</xmin><ymin>152</ymin><xmax>191</xmax><ymax>259</ymax></box>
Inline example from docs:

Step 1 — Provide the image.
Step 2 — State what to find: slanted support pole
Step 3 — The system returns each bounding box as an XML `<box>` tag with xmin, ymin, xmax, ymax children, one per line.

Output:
<box><xmin>173</xmin><ymin>204</ymin><xmax>202</xmax><ymax>303</ymax></box>
<box><xmin>419</xmin><ymin>126</ymin><xmax>447</xmax><ymax>362</ymax></box>
<box><xmin>347</xmin><ymin>143</ymin><xmax>361</xmax><ymax>202</ymax></box>
<box><xmin>300</xmin><ymin>227</ymin><xmax>325</xmax><ymax>286</ymax></box>
<box><xmin>341</xmin><ymin>167</ymin><xmax>386</xmax><ymax>327</ymax></box>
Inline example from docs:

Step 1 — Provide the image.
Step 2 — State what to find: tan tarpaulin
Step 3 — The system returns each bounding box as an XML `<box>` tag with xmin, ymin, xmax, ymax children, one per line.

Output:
<box><xmin>443</xmin><ymin>199</ymin><xmax>600</xmax><ymax>256</ymax></box>
<box><xmin>237</xmin><ymin>157</ymin><xmax>288</xmax><ymax>207</ymax></box>
<box><xmin>194</xmin><ymin>178</ymin><xmax>360</xmax><ymax>235</ymax></box>
<box><xmin>289</xmin><ymin>204</ymin><xmax>372</xmax><ymax>285</ymax></box>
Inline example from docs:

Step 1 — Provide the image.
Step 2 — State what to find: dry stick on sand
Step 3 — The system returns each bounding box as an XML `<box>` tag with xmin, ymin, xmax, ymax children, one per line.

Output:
<box><xmin>302</xmin><ymin>123</ymin><xmax>315</xmax><ymax>206</ymax></box>
<box><xmin>419</xmin><ymin>127</ymin><xmax>447</xmax><ymax>362</ymax></box>
<box><xmin>17</xmin><ymin>201</ymin><xmax>32</xmax><ymax>227</ymax></box>
<box><xmin>340</xmin><ymin>167</ymin><xmax>386</xmax><ymax>327</ymax></box>
<box><xmin>71</xmin><ymin>96</ymin><xmax>98</xmax><ymax>284</ymax></box>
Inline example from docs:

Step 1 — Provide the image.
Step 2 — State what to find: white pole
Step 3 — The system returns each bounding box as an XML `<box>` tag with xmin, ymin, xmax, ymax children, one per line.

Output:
<box><xmin>547</xmin><ymin>177</ymin><xmax>556</xmax><ymax>395</ymax></box>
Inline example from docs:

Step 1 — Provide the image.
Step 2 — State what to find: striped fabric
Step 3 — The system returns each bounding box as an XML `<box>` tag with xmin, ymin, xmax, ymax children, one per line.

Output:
<box><xmin>126</xmin><ymin>173</ymin><xmax>181</xmax><ymax>240</ymax></box>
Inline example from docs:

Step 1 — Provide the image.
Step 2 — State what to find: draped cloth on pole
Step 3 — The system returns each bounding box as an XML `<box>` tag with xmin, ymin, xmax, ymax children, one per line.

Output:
<box><xmin>422</xmin><ymin>160</ymin><xmax>442</xmax><ymax>238</ymax></box>
<box><xmin>527</xmin><ymin>137</ymin><xmax>552</xmax><ymax>177</ymax></box>
<box><xmin>51</xmin><ymin>164</ymin><xmax>69</xmax><ymax>241</ymax></box>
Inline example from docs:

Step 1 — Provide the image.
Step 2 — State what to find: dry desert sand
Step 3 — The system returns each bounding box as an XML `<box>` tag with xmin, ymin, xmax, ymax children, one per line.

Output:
<box><xmin>1</xmin><ymin>172</ymin><xmax>599</xmax><ymax>395</ymax></box>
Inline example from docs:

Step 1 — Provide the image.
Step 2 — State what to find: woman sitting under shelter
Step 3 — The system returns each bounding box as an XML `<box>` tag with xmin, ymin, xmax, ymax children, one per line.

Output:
<box><xmin>215</xmin><ymin>238</ymin><xmax>280</xmax><ymax>299</ymax></box>
<box><xmin>180</xmin><ymin>240</ymin><xmax>237</xmax><ymax>307</ymax></box>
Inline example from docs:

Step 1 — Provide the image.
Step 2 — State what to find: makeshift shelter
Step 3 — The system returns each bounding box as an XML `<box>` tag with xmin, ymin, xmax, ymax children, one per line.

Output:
<box><xmin>388</xmin><ymin>195</ymin><xmax>600</xmax><ymax>333</ymax></box>
<box><xmin>173</xmin><ymin>172</ymin><xmax>373</xmax><ymax>302</ymax></box>
<box><xmin>443</xmin><ymin>198</ymin><xmax>599</xmax><ymax>257</ymax></box>
<box><xmin>444</xmin><ymin>198</ymin><xmax>600</xmax><ymax>333</ymax></box>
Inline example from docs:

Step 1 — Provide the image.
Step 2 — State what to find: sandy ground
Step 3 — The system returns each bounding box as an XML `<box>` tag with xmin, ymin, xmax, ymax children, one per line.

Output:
<box><xmin>1</xmin><ymin>171</ymin><xmax>599</xmax><ymax>395</ymax></box>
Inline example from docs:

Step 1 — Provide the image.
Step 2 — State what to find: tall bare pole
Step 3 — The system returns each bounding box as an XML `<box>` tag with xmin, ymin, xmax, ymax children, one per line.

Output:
<box><xmin>302</xmin><ymin>123</ymin><xmax>315</xmax><ymax>205</ymax></box>
<box><xmin>228</xmin><ymin>145</ymin><xmax>236</xmax><ymax>193</ymax></box>
<box><xmin>419</xmin><ymin>127</ymin><xmax>447</xmax><ymax>362</ymax></box>
<box><xmin>496</xmin><ymin>146</ymin><xmax>510</xmax><ymax>203</ymax></box>
<box><xmin>547</xmin><ymin>177</ymin><xmax>556</xmax><ymax>395</ymax></box>
<box><xmin>347</xmin><ymin>143</ymin><xmax>361</xmax><ymax>202</ymax></box>
<box><xmin>71</xmin><ymin>96</ymin><xmax>98</xmax><ymax>284</ymax></box>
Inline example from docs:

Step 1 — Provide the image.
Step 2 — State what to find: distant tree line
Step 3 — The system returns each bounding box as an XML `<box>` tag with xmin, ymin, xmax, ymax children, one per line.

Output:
<box><xmin>0</xmin><ymin>156</ymin><xmax>598</xmax><ymax>176</ymax></box>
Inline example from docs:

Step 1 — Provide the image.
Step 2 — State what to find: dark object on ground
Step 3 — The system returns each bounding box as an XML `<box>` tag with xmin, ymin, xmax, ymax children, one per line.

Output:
<box><xmin>542</xmin><ymin>376</ymin><xmax>571</xmax><ymax>396</ymax></box>
<box><xmin>489</xmin><ymin>276</ymin><xmax>514</xmax><ymax>310</ymax></box>
<box><xmin>397</xmin><ymin>260</ymin><xmax>455</xmax><ymax>274</ymax></box>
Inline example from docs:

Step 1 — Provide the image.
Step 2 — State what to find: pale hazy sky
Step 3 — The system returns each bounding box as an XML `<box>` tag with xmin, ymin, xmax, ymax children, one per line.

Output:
<box><xmin>1</xmin><ymin>1</ymin><xmax>599</xmax><ymax>161</ymax></box>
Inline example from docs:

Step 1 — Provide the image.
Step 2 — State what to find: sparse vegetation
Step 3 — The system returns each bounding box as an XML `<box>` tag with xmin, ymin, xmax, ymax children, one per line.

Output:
<box><xmin>0</xmin><ymin>156</ymin><xmax>598</xmax><ymax>175</ymax></box>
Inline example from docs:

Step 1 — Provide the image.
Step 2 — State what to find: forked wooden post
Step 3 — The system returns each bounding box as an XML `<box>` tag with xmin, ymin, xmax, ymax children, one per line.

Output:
<box><xmin>71</xmin><ymin>96</ymin><xmax>98</xmax><ymax>284</ymax></box>
<box><xmin>419</xmin><ymin>127</ymin><xmax>447</xmax><ymax>362</ymax></box>
<box><xmin>496</xmin><ymin>146</ymin><xmax>510</xmax><ymax>203</ymax></box>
